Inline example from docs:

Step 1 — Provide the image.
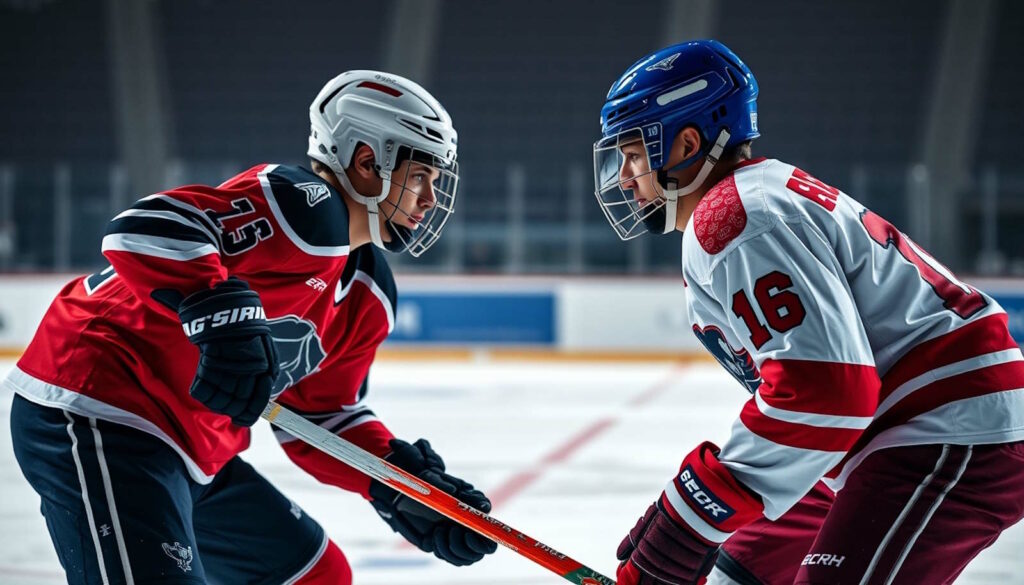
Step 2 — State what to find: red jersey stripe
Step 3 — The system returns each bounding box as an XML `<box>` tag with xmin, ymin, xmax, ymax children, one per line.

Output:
<box><xmin>740</xmin><ymin>399</ymin><xmax>864</xmax><ymax>452</ymax></box>
<box><xmin>849</xmin><ymin>360</ymin><xmax>1024</xmax><ymax>458</ymax></box>
<box><xmin>880</xmin><ymin>314</ymin><xmax>1018</xmax><ymax>402</ymax></box>
<box><xmin>758</xmin><ymin>359</ymin><xmax>880</xmax><ymax>417</ymax></box>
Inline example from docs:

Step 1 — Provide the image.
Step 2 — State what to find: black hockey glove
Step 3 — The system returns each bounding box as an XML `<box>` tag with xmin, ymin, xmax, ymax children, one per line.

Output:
<box><xmin>178</xmin><ymin>277</ymin><xmax>279</xmax><ymax>427</ymax></box>
<box><xmin>369</xmin><ymin>438</ymin><xmax>497</xmax><ymax>566</ymax></box>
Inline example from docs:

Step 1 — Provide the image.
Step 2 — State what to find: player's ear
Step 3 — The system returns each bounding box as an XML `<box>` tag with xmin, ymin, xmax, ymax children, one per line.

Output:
<box><xmin>666</xmin><ymin>126</ymin><xmax>704</xmax><ymax>168</ymax></box>
<box><xmin>679</xmin><ymin>127</ymin><xmax>703</xmax><ymax>160</ymax></box>
<box><xmin>349</xmin><ymin>143</ymin><xmax>378</xmax><ymax>180</ymax></box>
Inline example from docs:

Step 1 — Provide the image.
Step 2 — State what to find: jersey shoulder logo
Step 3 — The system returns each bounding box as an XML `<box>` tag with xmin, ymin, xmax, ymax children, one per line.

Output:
<box><xmin>161</xmin><ymin>541</ymin><xmax>194</xmax><ymax>573</ymax></box>
<box><xmin>264</xmin><ymin>166</ymin><xmax>349</xmax><ymax>252</ymax></box>
<box><xmin>295</xmin><ymin>181</ymin><xmax>331</xmax><ymax>207</ymax></box>
<box><xmin>692</xmin><ymin>324</ymin><xmax>761</xmax><ymax>393</ymax></box>
<box><xmin>268</xmin><ymin>315</ymin><xmax>327</xmax><ymax>398</ymax></box>
<box><xmin>646</xmin><ymin>53</ymin><xmax>680</xmax><ymax>72</ymax></box>
<box><xmin>693</xmin><ymin>175</ymin><xmax>746</xmax><ymax>254</ymax></box>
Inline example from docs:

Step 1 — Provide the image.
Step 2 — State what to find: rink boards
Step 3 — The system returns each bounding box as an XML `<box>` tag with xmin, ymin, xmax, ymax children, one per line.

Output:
<box><xmin>3</xmin><ymin>275</ymin><xmax>1023</xmax><ymax>358</ymax></box>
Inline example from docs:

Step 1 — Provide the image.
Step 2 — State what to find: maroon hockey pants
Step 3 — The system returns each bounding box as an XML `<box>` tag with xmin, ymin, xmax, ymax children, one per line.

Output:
<box><xmin>720</xmin><ymin>442</ymin><xmax>1024</xmax><ymax>585</ymax></box>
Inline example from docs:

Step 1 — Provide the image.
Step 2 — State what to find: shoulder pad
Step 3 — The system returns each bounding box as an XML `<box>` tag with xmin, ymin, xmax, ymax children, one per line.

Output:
<box><xmin>261</xmin><ymin>165</ymin><xmax>349</xmax><ymax>254</ymax></box>
<box><xmin>692</xmin><ymin>174</ymin><xmax>747</xmax><ymax>255</ymax></box>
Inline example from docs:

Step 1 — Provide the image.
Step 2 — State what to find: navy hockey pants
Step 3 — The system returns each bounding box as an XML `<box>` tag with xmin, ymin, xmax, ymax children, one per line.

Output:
<box><xmin>10</xmin><ymin>394</ymin><xmax>328</xmax><ymax>585</ymax></box>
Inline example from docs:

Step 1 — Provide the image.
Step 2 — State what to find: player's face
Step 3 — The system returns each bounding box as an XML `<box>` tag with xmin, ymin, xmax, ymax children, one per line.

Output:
<box><xmin>618</xmin><ymin>140</ymin><xmax>662</xmax><ymax>205</ymax></box>
<box><xmin>381</xmin><ymin>160</ymin><xmax>442</xmax><ymax>232</ymax></box>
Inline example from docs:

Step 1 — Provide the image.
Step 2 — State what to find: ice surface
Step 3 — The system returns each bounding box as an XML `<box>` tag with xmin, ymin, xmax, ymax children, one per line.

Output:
<box><xmin>1</xmin><ymin>359</ymin><xmax>1021</xmax><ymax>584</ymax></box>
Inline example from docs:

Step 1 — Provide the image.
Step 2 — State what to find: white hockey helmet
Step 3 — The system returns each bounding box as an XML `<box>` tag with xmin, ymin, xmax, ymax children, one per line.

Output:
<box><xmin>308</xmin><ymin>70</ymin><xmax>459</xmax><ymax>257</ymax></box>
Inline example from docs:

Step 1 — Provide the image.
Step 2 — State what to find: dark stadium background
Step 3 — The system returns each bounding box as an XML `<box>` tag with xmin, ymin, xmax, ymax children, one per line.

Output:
<box><xmin>1</xmin><ymin>0</ymin><xmax>1021</xmax><ymax>276</ymax></box>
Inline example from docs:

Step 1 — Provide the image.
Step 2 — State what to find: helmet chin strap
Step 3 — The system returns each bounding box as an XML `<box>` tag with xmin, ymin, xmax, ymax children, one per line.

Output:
<box><xmin>331</xmin><ymin>165</ymin><xmax>393</xmax><ymax>249</ymax></box>
<box><xmin>657</xmin><ymin>129</ymin><xmax>731</xmax><ymax>234</ymax></box>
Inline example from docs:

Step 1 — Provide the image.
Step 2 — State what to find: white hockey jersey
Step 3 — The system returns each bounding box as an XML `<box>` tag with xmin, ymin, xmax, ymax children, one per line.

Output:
<box><xmin>683</xmin><ymin>157</ymin><xmax>1024</xmax><ymax>521</ymax></box>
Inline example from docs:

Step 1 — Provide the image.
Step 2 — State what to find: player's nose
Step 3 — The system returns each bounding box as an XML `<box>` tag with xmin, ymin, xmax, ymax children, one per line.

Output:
<box><xmin>619</xmin><ymin>175</ymin><xmax>638</xmax><ymax>192</ymax></box>
<box><xmin>418</xmin><ymin>183</ymin><xmax>437</xmax><ymax>210</ymax></box>
<box><xmin>619</xmin><ymin>164</ymin><xmax>637</xmax><ymax>191</ymax></box>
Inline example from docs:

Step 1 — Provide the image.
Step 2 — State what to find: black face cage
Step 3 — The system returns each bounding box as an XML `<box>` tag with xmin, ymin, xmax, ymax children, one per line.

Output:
<box><xmin>382</xmin><ymin>147</ymin><xmax>458</xmax><ymax>257</ymax></box>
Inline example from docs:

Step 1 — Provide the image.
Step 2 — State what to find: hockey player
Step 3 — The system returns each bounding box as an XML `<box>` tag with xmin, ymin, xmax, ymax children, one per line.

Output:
<box><xmin>6</xmin><ymin>70</ymin><xmax>496</xmax><ymax>584</ymax></box>
<box><xmin>594</xmin><ymin>40</ymin><xmax>1024</xmax><ymax>585</ymax></box>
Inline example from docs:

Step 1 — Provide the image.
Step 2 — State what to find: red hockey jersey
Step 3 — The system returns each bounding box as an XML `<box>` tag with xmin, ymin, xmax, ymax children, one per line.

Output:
<box><xmin>5</xmin><ymin>164</ymin><xmax>398</xmax><ymax>497</ymax></box>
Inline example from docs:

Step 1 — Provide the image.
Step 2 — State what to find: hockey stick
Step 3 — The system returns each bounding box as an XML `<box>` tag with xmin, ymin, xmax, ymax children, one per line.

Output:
<box><xmin>262</xmin><ymin>401</ymin><xmax>615</xmax><ymax>585</ymax></box>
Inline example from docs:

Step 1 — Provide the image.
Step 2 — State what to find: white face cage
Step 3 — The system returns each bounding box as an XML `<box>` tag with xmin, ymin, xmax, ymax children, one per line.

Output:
<box><xmin>594</xmin><ymin>126</ymin><xmax>733</xmax><ymax>240</ymax></box>
<box><xmin>379</xmin><ymin>147</ymin><xmax>459</xmax><ymax>257</ymax></box>
<box><xmin>593</xmin><ymin>127</ymin><xmax>667</xmax><ymax>240</ymax></box>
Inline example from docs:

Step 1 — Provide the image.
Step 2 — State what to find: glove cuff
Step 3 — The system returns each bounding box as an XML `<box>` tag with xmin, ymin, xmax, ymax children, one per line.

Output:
<box><xmin>179</xmin><ymin>282</ymin><xmax>269</xmax><ymax>343</ymax></box>
<box><xmin>660</xmin><ymin>441</ymin><xmax>764</xmax><ymax>544</ymax></box>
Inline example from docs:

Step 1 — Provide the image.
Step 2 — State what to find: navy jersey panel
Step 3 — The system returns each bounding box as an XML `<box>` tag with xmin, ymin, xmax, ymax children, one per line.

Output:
<box><xmin>10</xmin><ymin>395</ymin><xmax>325</xmax><ymax>585</ymax></box>
<box><xmin>338</xmin><ymin>243</ymin><xmax>398</xmax><ymax>315</ymax></box>
<box><xmin>266</xmin><ymin>165</ymin><xmax>350</xmax><ymax>248</ymax></box>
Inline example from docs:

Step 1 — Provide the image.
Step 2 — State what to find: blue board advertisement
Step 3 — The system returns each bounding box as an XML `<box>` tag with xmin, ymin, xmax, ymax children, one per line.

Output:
<box><xmin>385</xmin><ymin>289</ymin><xmax>1024</xmax><ymax>348</ymax></box>
<box><xmin>992</xmin><ymin>292</ymin><xmax>1024</xmax><ymax>344</ymax></box>
<box><xmin>387</xmin><ymin>292</ymin><xmax>556</xmax><ymax>345</ymax></box>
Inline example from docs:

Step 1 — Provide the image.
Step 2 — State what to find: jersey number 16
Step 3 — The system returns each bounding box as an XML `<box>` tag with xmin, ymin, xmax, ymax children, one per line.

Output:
<box><xmin>731</xmin><ymin>271</ymin><xmax>807</xmax><ymax>349</ymax></box>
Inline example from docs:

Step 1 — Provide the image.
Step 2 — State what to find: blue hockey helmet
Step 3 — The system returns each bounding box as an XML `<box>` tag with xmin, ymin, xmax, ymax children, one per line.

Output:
<box><xmin>593</xmin><ymin>40</ymin><xmax>759</xmax><ymax>239</ymax></box>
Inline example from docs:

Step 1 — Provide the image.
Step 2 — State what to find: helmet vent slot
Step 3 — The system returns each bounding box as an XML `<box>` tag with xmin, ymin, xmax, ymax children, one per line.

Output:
<box><xmin>725</xmin><ymin>67</ymin><xmax>743</xmax><ymax>89</ymax></box>
<box><xmin>319</xmin><ymin>81</ymin><xmax>356</xmax><ymax>113</ymax></box>
<box><xmin>398</xmin><ymin>118</ymin><xmax>444</xmax><ymax>144</ymax></box>
<box><xmin>608</xmin><ymin>102</ymin><xmax>646</xmax><ymax>124</ymax></box>
<box><xmin>356</xmin><ymin>81</ymin><xmax>403</xmax><ymax>97</ymax></box>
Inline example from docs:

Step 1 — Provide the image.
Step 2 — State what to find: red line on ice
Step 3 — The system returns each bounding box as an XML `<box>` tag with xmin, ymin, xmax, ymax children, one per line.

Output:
<box><xmin>393</xmin><ymin>362</ymin><xmax>688</xmax><ymax>550</ymax></box>
<box><xmin>488</xmin><ymin>364</ymin><xmax>686</xmax><ymax>508</ymax></box>
<box><xmin>486</xmin><ymin>417</ymin><xmax>617</xmax><ymax>507</ymax></box>
<box><xmin>489</xmin><ymin>366</ymin><xmax>688</xmax><ymax>508</ymax></box>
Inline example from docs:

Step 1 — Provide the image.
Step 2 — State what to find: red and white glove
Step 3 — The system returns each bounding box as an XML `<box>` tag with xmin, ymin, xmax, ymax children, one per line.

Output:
<box><xmin>616</xmin><ymin>442</ymin><xmax>764</xmax><ymax>585</ymax></box>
